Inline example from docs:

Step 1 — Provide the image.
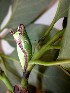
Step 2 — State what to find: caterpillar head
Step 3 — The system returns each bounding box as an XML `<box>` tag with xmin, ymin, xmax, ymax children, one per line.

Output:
<box><xmin>10</xmin><ymin>24</ymin><xmax>25</xmax><ymax>41</ymax></box>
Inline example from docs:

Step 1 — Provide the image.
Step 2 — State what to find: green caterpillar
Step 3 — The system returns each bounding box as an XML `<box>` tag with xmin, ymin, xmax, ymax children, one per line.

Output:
<box><xmin>11</xmin><ymin>24</ymin><xmax>32</xmax><ymax>72</ymax></box>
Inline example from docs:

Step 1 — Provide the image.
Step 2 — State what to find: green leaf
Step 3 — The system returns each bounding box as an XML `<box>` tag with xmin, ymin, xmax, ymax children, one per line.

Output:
<box><xmin>0</xmin><ymin>56</ymin><xmax>21</xmax><ymax>93</ymax></box>
<box><xmin>29</xmin><ymin>65</ymin><xmax>70</xmax><ymax>93</ymax></box>
<box><xmin>56</xmin><ymin>0</ymin><xmax>70</xmax><ymax>20</ymax></box>
<box><xmin>58</xmin><ymin>6</ymin><xmax>70</xmax><ymax>70</ymax></box>
<box><xmin>6</xmin><ymin>0</ymin><xmax>52</xmax><ymax>28</ymax></box>
<box><xmin>43</xmin><ymin>0</ymin><xmax>70</xmax><ymax>38</ymax></box>
<box><xmin>0</xmin><ymin>81</ymin><xmax>7</xmax><ymax>93</ymax></box>
<box><xmin>0</xmin><ymin>0</ymin><xmax>11</xmax><ymax>24</ymax></box>
<box><xmin>0</xmin><ymin>51</ymin><xmax>22</xmax><ymax>85</ymax></box>
<box><xmin>26</xmin><ymin>24</ymin><xmax>58</xmax><ymax>54</ymax></box>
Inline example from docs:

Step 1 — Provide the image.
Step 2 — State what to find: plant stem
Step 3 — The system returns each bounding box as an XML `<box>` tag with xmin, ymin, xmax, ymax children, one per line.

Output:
<box><xmin>32</xmin><ymin>29</ymin><xmax>65</xmax><ymax>60</ymax></box>
<box><xmin>0</xmin><ymin>54</ymin><xmax>19</xmax><ymax>63</ymax></box>
<box><xmin>26</xmin><ymin>30</ymin><xmax>63</xmax><ymax>74</ymax></box>
<box><xmin>29</xmin><ymin>59</ymin><xmax>70</xmax><ymax>66</ymax></box>
<box><xmin>41</xmin><ymin>0</ymin><xmax>62</xmax><ymax>40</ymax></box>
<box><xmin>0</xmin><ymin>68</ymin><xmax>13</xmax><ymax>93</ymax></box>
<box><xmin>21</xmin><ymin>78</ymin><xmax>28</xmax><ymax>89</ymax></box>
<box><xmin>50</xmin><ymin>45</ymin><xmax>61</xmax><ymax>49</ymax></box>
<box><xmin>24</xmin><ymin>45</ymin><xmax>61</xmax><ymax>74</ymax></box>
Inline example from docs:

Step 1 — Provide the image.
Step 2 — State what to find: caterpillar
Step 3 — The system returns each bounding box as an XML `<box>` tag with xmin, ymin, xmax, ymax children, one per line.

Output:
<box><xmin>11</xmin><ymin>24</ymin><xmax>32</xmax><ymax>72</ymax></box>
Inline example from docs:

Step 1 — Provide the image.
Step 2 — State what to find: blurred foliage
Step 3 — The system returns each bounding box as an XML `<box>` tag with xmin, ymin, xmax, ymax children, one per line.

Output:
<box><xmin>0</xmin><ymin>0</ymin><xmax>70</xmax><ymax>93</ymax></box>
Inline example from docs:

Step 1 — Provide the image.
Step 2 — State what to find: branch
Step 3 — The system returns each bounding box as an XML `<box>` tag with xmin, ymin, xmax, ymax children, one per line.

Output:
<box><xmin>29</xmin><ymin>59</ymin><xmax>70</xmax><ymax>66</ymax></box>
<box><xmin>0</xmin><ymin>68</ymin><xmax>13</xmax><ymax>93</ymax></box>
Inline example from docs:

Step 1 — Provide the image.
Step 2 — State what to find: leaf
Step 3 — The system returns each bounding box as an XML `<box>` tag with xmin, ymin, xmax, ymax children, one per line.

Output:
<box><xmin>25</xmin><ymin>24</ymin><xmax>70</xmax><ymax>93</ymax></box>
<box><xmin>40</xmin><ymin>0</ymin><xmax>70</xmax><ymax>39</ymax></box>
<box><xmin>2</xmin><ymin>59</ymin><xmax>21</xmax><ymax>83</ymax></box>
<box><xmin>0</xmin><ymin>0</ymin><xmax>11</xmax><ymax>24</ymax></box>
<box><xmin>56</xmin><ymin>0</ymin><xmax>70</xmax><ymax>20</ymax></box>
<box><xmin>4</xmin><ymin>32</ymin><xmax>16</xmax><ymax>47</ymax></box>
<box><xmin>58</xmin><ymin>5</ymin><xmax>70</xmax><ymax>70</ymax></box>
<box><xmin>0</xmin><ymin>53</ymin><xmax>21</xmax><ymax>92</ymax></box>
<box><xmin>29</xmin><ymin>65</ymin><xmax>70</xmax><ymax>93</ymax></box>
<box><xmin>26</xmin><ymin>24</ymin><xmax>58</xmax><ymax>54</ymax></box>
<box><xmin>0</xmin><ymin>50</ymin><xmax>22</xmax><ymax>85</ymax></box>
<box><xmin>0</xmin><ymin>80</ymin><xmax>7</xmax><ymax>93</ymax></box>
<box><xmin>6</xmin><ymin>0</ymin><xmax>52</xmax><ymax>28</ymax></box>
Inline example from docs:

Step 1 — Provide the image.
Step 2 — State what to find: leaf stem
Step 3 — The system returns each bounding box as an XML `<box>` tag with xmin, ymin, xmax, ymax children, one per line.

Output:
<box><xmin>0</xmin><ymin>68</ymin><xmax>13</xmax><ymax>93</ymax></box>
<box><xmin>21</xmin><ymin>78</ymin><xmax>28</xmax><ymax>89</ymax></box>
<box><xmin>32</xmin><ymin>29</ymin><xmax>65</xmax><ymax>60</ymax></box>
<box><xmin>50</xmin><ymin>45</ymin><xmax>61</xmax><ymax>49</ymax></box>
<box><xmin>41</xmin><ymin>0</ymin><xmax>62</xmax><ymax>39</ymax></box>
<box><xmin>29</xmin><ymin>59</ymin><xmax>70</xmax><ymax>66</ymax></box>
<box><xmin>28</xmin><ymin>0</ymin><xmax>63</xmax><ymax>71</ymax></box>
<box><xmin>0</xmin><ymin>54</ymin><xmax>19</xmax><ymax>63</ymax></box>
